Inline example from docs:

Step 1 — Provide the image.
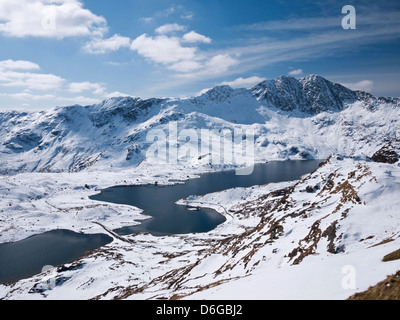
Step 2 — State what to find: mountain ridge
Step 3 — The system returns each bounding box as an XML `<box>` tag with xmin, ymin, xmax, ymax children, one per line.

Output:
<box><xmin>0</xmin><ymin>75</ymin><xmax>399</xmax><ymax>174</ymax></box>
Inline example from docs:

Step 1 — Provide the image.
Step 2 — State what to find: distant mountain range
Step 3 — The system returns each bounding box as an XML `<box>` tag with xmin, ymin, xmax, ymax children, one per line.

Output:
<box><xmin>0</xmin><ymin>75</ymin><xmax>399</xmax><ymax>174</ymax></box>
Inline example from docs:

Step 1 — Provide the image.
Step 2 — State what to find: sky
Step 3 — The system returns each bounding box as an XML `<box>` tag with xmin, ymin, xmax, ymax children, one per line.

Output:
<box><xmin>0</xmin><ymin>0</ymin><xmax>400</xmax><ymax>110</ymax></box>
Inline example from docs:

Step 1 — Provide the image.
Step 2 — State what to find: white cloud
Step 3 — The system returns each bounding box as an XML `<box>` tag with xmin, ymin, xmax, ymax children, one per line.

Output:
<box><xmin>0</xmin><ymin>59</ymin><xmax>136</xmax><ymax>109</ymax></box>
<box><xmin>155</xmin><ymin>23</ymin><xmax>186</xmax><ymax>35</ymax></box>
<box><xmin>175</xmin><ymin>54</ymin><xmax>239</xmax><ymax>80</ymax></box>
<box><xmin>131</xmin><ymin>28</ymin><xmax>241</xmax><ymax>83</ymax></box>
<box><xmin>68</xmin><ymin>82</ymin><xmax>106</xmax><ymax>95</ymax></box>
<box><xmin>0</xmin><ymin>59</ymin><xmax>40</xmax><ymax>71</ymax></box>
<box><xmin>0</xmin><ymin>0</ymin><xmax>107</xmax><ymax>39</ymax></box>
<box><xmin>130</xmin><ymin>32</ymin><xmax>239</xmax><ymax>77</ymax></box>
<box><xmin>220</xmin><ymin>76</ymin><xmax>266</xmax><ymax>89</ymax></box>
<box><xmin>288</xmin><ymin>69</ymin><xmax>303</xmax><ymax>76</ymax></box>
<box><xmin>83</xmin><ymin>34</ymin><xmax>131</xmax><ymax>54</ymax></box>
<box><xmin>203</xmin><ymin>54</ymin><xmax>239</xmax><ymax>75</ymax></box>
<box><xmin>182</xmin><ymin>31</ymin><xmax>212</xmax><ymax>44</ymax></box>
<box><xmin>131</xmin><ymin>34</ymin><xmax>198</xmax><ymax>65</ymax></box>
<box><xmin>0</xmin><ymin>59</ymin><xmax>65</xmax><ymax>91</ymax></box>
<box><xmin>1</xmin><ymin>72</ymin><xmax>64</xmax><ymax>90</ymax></box>
<box><xmin>341</xmin><ymin>80</ymin><xmax>374</xmax><ymax>92</ymax></box>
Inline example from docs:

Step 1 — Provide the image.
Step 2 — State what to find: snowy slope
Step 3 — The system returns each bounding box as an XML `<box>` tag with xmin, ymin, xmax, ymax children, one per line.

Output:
<box><xmin>0</xmin><ymin>75</ymin><xmax>399</xmax><ymax>174</ymax></box>
<box><xmin>0</xmin><ymin>75</ymin><xmax>400</xmax><ymax>300</ymax></box>
<box><xmin>1</xmin><ymin>156</ymin><xmax>400</xmax><ymax>300</ymax></box>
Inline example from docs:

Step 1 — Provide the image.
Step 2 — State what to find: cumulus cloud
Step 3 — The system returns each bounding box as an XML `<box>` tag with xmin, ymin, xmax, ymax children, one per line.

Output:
<box><xmin>83</xmin><ymin>34</ymin><xmax>131</xmax><ymax>54</ymax></box>
<box><xmin>288</xmin><ymin>69</ymin><xmax>303</xmax><ymax>76</ymax></box>
<box><xmin>203</xmin><ymin>54</ymin><xmax>239</xmax><ymax>75</ymax></box>
<box><xmin>0</xmin><ymin>0</ymin><xmax>107</xmax><ymax>39</ymax></box>
<box><xmin>131</xmin><ymin>34</ymin><xmax>198</xmax><ymax>66</ymax></box>
<box><xmin>0</xmin><ymin>72</ymin><xmax>65</xmax><ymax>91</ymax></box>
<box><xmin>0</xmin><ymin>59</ymin><xmax>135</xmax><ymax>109</ymax></box>
<box><xmin>182</xmin><ymin>31</ymin><xmax>212</xmax><ymax>44</ymax></box>
<box><xmin>155</xmin><ymin>23</ymin><xmax>186</xmax><ymax>35</ymax></box>
<box><xmin>0</xmin><ymin>60</ymin><xmax>40</xmax><ymax>71</ymax></box>
<box><xmin>130</xmin><ymin>29</ymin><xmax>237</xmax><ymax>77</ymax></box>
<box><xmin>68</xmin><ymin>82</ymin><xmax>106</xmax><ymax>95</ymax></box>
<box><xmin>0</xmin><ymin>59</ymin><xmax>65</xmax><ymax>90</ymax></box>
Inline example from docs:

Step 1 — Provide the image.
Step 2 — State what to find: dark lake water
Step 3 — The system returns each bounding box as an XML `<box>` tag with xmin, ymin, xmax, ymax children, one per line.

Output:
<box><xmin>90</xmin><ymin>160</ymin><xmax>321</xmax><ymax>236</ymax></box>
<box><xmin>0</xmin><ymin>230</ymin><xmax>112</xmax><ymax>285</ymax></box>
<box><xmin>0</xmin><ymin>160</ymin><xmax>320</xmax><ymax>285</ymax></box>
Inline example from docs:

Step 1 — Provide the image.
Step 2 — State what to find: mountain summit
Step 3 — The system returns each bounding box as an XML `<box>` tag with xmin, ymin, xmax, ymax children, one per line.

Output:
<box><xmin>0</xmin><ymin>75</ymin><xmax>398</xmax><ymax>173</ymax></box>
<box><xmin>253</xmin><ymin>75</ymin><xmax>358</xmax><ymax>114</ymax></box>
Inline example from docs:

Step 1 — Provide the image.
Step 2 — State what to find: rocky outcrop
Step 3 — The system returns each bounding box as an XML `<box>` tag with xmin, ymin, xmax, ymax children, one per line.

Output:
<box><xmin>371</xmin><ymin>139</ymin><xmax>400</xmax><ymax>164</ymax></box>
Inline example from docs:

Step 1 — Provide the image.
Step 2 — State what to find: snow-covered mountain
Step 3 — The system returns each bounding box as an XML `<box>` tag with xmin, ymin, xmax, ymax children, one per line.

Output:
<box><xmin>253</xmin><ymin>75</ymin><xmax>358</xmax><ymax>113</ymax></box>
<box><xmin>1</xmin><ymin>75</ymin><xmax>400</xmax><ymax>300</ymax></box>
<box><xmin>0</xmin><ymin>75</ymin><xmax>399</xmax><ymax>174</ymax></box>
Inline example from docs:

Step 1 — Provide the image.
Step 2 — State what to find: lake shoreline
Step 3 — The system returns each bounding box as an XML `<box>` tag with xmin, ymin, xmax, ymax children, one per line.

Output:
<box><xmin>0</xmin><ymin>160</ymin><xmax>322</xmax><ymax>285</ymax></box>
<box><xmin>90</xmin><ymin>160</ymin><xmax>321</xmax><ymax>236</ymax></box>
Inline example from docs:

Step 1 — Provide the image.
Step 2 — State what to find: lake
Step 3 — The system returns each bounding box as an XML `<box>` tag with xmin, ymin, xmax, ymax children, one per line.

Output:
<box><xmin>0</xmin><ymin>230</ymin><xmax>112</xmax><ymax>285</ymax></box>
<box><xmin>90</xmin><ymin>160</ymin><xmax>321</xmax><ymax>236</ymax></box>
<box><xmin>0</xmin><ymin>160</ymin><xmax>321</xmax><ymax>285</ymax></box>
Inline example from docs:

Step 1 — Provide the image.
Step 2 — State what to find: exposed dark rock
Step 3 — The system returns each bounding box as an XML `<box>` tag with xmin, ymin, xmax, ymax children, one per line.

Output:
<box><xmin>322</xmin><ymin>221</ymin><xmax>339</xmax><ymax>254</ymax></box>
<box><xmin>371</xmin><ymin>139</ymin><xmax>400</xmax><ymax>164</ymax></box>
<box><xmin>306</xmin><ymin>186</ymin><xmax>314</xmax><ymax>193</ymax></box>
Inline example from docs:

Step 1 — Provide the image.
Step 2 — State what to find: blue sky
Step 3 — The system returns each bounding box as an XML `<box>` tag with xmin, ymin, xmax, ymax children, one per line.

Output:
<box><xmin>0</xmin><ymin>0</ymin><xmax>399</xmax><ymax>109</ymax></box>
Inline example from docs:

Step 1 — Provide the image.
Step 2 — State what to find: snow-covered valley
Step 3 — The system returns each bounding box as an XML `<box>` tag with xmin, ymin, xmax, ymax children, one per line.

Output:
<box><xmin>0</xmin><ymin>75</ymin><xmax>400</xmax><ymax>300</ymax></box>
